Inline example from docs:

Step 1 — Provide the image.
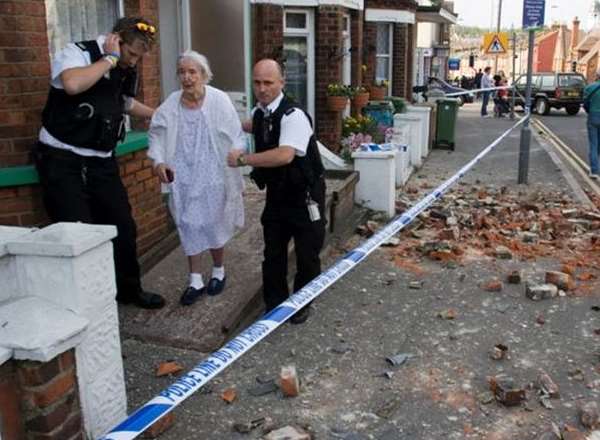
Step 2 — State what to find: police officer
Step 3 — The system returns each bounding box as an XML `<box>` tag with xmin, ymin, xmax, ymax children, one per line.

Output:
<box><xmin>227</xmin><ymin>59</ymin><xmax>325</xmax><ymax>324</ymax></box>
<box><xmin>34</xmin><ymin>17</ymin><xmax>165</xmax><ymax>309</ymax></box>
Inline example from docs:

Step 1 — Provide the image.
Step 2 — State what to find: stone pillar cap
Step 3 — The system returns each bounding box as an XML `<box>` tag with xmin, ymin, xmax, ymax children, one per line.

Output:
<box><xmin>0</xmin><ymin>226</ymin><xmax>36</xmax><ymax>257</ymax></box>
<box><xmin>0</xmin><ymin>296</ymin><xmax>88</xmax><ymax>362</ymax></box>
<box><xmin>6</xmin><ymin>222</ymin><xmax>117</xmax><ymax>257</ymax></box>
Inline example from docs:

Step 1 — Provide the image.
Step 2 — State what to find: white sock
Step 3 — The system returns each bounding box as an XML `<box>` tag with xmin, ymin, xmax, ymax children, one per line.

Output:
<box><xmin>189</xmin><ymin>273</ymin><xmax>204</xmax><ymax>289</ymax></box>
<box><xmin>212</xmin><ymin>266</ymin><xmax>225</xmax><ymax>281</ymax></box>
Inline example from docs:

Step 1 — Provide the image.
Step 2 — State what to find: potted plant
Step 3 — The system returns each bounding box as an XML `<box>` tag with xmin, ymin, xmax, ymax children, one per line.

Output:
<box><xmin>326</xmin><ymin>83</ymin><xmax>350</xmax><ymax>112</ymax></box>
<box><xmin>339</xmin><ymin>115</ymin><xmax>378</xmax><ymax>162</ymax></box>
<box><xmin>369</xmin><ymin>79</ymin><xmax>389</xmax><ymax>101</ymax></box>
<box><xmin>351</xmin><ymin>85</ymin><xmax>370</xmax><ymax>110</ymax></box>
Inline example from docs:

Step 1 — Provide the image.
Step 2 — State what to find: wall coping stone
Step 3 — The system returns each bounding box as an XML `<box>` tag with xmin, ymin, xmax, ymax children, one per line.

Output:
<box><xmin>0</xmin><ymin>296</ymin><xmax>88</xmax><ymax>362</ymax></box>
<box><xmin>6</xmin><ymin>223</ymin><xmax>117</xmax><ymax>257</ymax></box>
<box><xmin>0</xmin><ymin>347</ymin><xmax>12</xmax><ymax>366</ymax></box>
<box><xmin>0</xmin><ymin>226</ymin><xmax>36</xmax><ymax>258</ymax></box>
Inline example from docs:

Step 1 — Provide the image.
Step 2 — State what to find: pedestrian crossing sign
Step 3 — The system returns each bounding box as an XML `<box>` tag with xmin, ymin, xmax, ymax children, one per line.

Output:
<box><xmin>483</xmin><ymin>32</ymin><xmax>508</xmax><ymax>55</ymax></box>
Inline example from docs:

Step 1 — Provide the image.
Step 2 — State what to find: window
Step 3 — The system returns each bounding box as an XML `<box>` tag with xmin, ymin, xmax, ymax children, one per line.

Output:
<box><xmin>541</xmin><ymin>75</ymin><xmax>555</xmax><ymax>88</ymax></box>
<box><xmin>45</xmin><ymin>0</ymin><xmax>123</xmax><ymax>59</ymax></box>
<box><xmin>375</xmin><ymin>23</ymin><xmax>393</xmax><ymax>93</ymax></box>
<box><xmin>558</xmin><ymin>75</ymin><xmax>585</xmax><ymax>87</ymax></box>
<box><xmin>283</xmin><ymin>10</ymin><xmax>315</xmax><ymax>116</ymax></box>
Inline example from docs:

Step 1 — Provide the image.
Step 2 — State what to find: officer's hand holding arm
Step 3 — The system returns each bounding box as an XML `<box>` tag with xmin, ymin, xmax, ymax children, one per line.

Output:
<box><xmin>241</xmin><ymin>119</ymin><xmax>253</xmax><ymax>133</ymax></box>
<box><xmin>60</xmin><ymin>33</ymin><xmax>121</xmax><ymax>95</ymax></box>
<box><xmin>155</xmin><ymin>163</ymin><xmax>174</xmax><ymax>184</ymax></box>
<box><xmin>227</xmin><ymin>146</ymin><xmax>295</xmax><ymax>168</ymax></box>
<box><xmin>128</xmin><ymin>99</ymin><xmax>155</xmax><ymax>119</ymax></box>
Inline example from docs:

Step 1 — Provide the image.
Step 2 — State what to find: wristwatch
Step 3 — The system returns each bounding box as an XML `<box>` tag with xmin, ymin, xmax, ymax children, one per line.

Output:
<box><xmin>236</xmin><ymin>154</ymin><xmax>246</xmax><ymax>167</ymax></box>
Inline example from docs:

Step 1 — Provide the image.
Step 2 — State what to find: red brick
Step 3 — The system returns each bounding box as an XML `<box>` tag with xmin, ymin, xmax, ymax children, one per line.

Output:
<box><xmin>18</xmin><ymin>357</ymin><xmax>61</xmax><ymax>387</ymax></box>
<box><xmin>135</xmin><ymin>167</ymin><xmax>152</xmax><ymax>182</ymax></box>
<box><xmin>0</xmin><ymin>362</ymin><xmax>26</xmax><ymax>440</ymax></box>
<box><xmin>25</xmin><ymin>392</ymin><xmax>76</xmax><ymax>433</ymax></box>
<box><xmin>124</xmin><ymin>161</ymin><xmax>143</xmax><ymax>175</ymax></box>
<box><xmin>58</xmin><ymin>351</ymin><xmax>74</xmax><ymax>371</ymax></box>
<box><xmin>279</xmin><ymin>365</ymin><xmax>300</xmax><ymax>397</ymax></box>
<box><xmin>142</xmin><ymin>412</ymin><xmax>175</xmax><ymax>438</ymax></box>
<box><xmin>26</xmin><ymin>371</ymin><xmax>76</xmax><ymax>408</ymax></box>
<box><xmin>0</xmin><ymin>196</ymin><xmax>34</xmax><ymax>214</ymax></box>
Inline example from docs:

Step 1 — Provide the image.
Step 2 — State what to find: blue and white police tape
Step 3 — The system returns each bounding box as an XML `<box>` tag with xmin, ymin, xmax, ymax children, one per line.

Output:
<box><xmin>444</xmin><ymin>85</ymin><xmax>512</xmax><ymax>97</ymax></box>
<box><xmin>99</xmin><ymin>113</ymin><xmax>530</xmax><ymax>440</ymax></box>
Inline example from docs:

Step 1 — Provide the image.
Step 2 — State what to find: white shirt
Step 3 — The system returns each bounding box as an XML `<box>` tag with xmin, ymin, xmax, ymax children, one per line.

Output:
<box><xmin>481</xmin><ymin>73</ymin><xmax>494</xmax><ymax>90</ymax></box>
<box><xmin>252</xmin><ymin>93</ymin><xmax>313</xmax><ymax>157</ymax></box>
<box><xmin>39</xmin><ymin>35</ymin><xmax>132</xmax><ymax>158</ymax></box>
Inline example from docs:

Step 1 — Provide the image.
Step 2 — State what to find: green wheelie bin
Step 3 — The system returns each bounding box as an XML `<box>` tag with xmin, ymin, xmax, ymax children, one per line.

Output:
<box><xmin>435</xmin><ymin>98</ymin><xmax>459</xmax><ymax>150</ymax></box>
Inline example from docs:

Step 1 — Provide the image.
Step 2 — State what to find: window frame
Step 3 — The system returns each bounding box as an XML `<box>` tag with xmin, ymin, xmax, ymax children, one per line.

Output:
<box><xmin>375</xmin><ymin>22</ymin><xmax>393</xmax><ymax>95</ymax></box>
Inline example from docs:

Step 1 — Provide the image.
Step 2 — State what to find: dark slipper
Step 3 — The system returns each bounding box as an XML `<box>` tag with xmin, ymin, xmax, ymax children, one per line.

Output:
<box><xmin>180</xmin><ymin>286</ymin><xmax>206</xmax><ymax>306</ymax></box>
<box><xmin>207</xmin><ymin>277</ymin><xmax>226</xmax><ymax>296</ymax></box>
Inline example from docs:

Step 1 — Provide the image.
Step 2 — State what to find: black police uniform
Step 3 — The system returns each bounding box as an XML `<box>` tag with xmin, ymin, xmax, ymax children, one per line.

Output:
<box><xmin>35</xmin><ymin>40</ymin><xmax>144</xmax><ymax>302</ymax></box>
<box><xmin>251</xmin><ymin>96</ymin><xmax>326</xmax><ymax>312</ymax></box>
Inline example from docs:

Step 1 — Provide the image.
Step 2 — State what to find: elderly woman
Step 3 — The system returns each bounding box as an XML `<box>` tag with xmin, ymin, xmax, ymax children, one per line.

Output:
<box><xmin>148</xmin><ymin>51</ymin><xmax>246</xmax><ymax>306</ymax></box>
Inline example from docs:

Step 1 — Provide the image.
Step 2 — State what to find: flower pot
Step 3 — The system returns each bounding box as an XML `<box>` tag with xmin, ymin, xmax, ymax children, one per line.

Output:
<box><xmin>369</xmin><ymin>86</ymin><xmax>386</xmax><ymax>101</ymax></box>
<box><xmin>327</xmin><ymin>95</ymin><xmax>349</xmax><ymax>112</ymax></box>
<box><xmin>351</xmin><ymin>92</ymin><xmax>370</xmax><ymax>110</ymax></box>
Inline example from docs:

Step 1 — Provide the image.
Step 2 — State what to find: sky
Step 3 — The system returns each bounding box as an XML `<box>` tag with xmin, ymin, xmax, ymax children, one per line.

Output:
<box><xmin>453</xmin><ymin>0</ymin><xmax>595</xmax><ymax>31</ymax></box>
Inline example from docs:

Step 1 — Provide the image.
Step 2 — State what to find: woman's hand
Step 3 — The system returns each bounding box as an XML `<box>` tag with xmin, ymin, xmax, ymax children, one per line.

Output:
<box><xmin>155</xmin><ymin>163</ymin><xmax>174</xmax><ymax>183</ymax></box>
<box><xmin>227</xmin><ymin>149</ymin><xmax>244</xmax><ymax>167</ymax></box>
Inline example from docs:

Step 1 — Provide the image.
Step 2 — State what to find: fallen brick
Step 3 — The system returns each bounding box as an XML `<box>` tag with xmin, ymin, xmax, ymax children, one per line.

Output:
<box><xmin>490</xmin><ymin>344</ymin><xmax>509</xmax><ymax>360</ymax></box>
<box><xmin>507</xmin><ymin>270</ymin><xmax>522</xmax><ymax>284</ymax></box>
<box><xmin>580</xmin><ymin>401</ymin><xmax>600</xmax><ymax>429</ymax></box>
<box><xmin>537</xmin><ymin>371</ymin><xmax>560</xmax><ymax>398</ymax></box>
<box><xmin>489</xmin><ymin>375</ymin><xmax>526</xmax><ymax>406</ymax></box>
<box><xmin>142</xmin><ymin>412</ymin><xmax>175</xmax><ymax>438</ymax></box>
<box><xmin>263</xmin><ymin>426</ymin><xmax>310</xmax><ymax>440</ymax></box>
<box><xmin>494</xmin><ymin>246</ymin><xmax>513</xmax><ymax>259</ymax></box>
<box><xmin>482</xmin><ymin>279</ymin><xmax>503</xmax><ymax>292</ymax></box>
<box><xmin>526</xmin><ymin>284</ymin><xmax>558</xmax><ymax>301</ymax></box>
<box><xmin>545</xmin><ymin>271</ymin><xmax>574</xmax><ymax>291</ymax></box>
<box><xmin>221</xmin><ymin>388</ymin><xmax>237</xmax><ymax>404</ymax></box>
<box><xmin>155</xmin><ymin>362</ymin><xmax>184</xmax><ymax>377</ymax></box>
<box><xmin>437</xmin><ymin>227</ymin><xmax>460</xmax><ymax>241</ymax></box>
<box><xmin>280</xmin><ymin>365</ymin><xmax>300</xmax><ymax>397</ymax></box>
<box><xmin>438</xmin><ymin>309</ymin><xmax>457</xmax><ymax>320</ymax></box>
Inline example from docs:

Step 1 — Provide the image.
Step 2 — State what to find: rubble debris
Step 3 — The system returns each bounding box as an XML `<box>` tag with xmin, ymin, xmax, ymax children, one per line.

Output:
<box><xmin>526</xmin><ymin>284</ymin><xmax>558</xmax><ymax>301</ymax></box>
<box><xmin>155</xmin><ymin>361</ymin><xmax>184</xmax><ymax>377</ymax></box>
<box><xmin>562</xmin><ymin>208</ymin><xmax>579</xmax><ymax>218</ymax></box>
<box><xmin>331</xmin><ymin>342</ymin><xmax>352</xmax><ymax>354</ymax></box>
<box><xmin>142</xmin><ymin>412</ymin><xmax>175</xmax><ymax>438</ymax></box>
<box><xmin>489</xmin><ymin>375</ymin><xmax>526</xmax><ymax>406</ymax></box>
<box><xmin>382</xmin><ymin>237</ymin><xmax>400</xmax><ymax>247</ymax></box>
<box><xmin>494</xmin><ymin>246</ymin><xmax>513</xmax><ymax>260</ymax></box>
<box><xmin>233</xmin><ymin>417</ymin><xmax>268</xmax><ymax>434</ymax></box>
<box><xmin>536</xmin><ymin>314</ymin><xmax>546</xmax><ymax>325</ymax></box>
<box><xmin>221</xmin><ymin>387</ymin><xmax>237</xmax><ymax>404</ymax></box>
<box><xmin>490</xmin><ymin>344</ymin><xmax>509</xmax><ymax>360</ymax></box>
<box><xmin>507</xmin><ymin>270</ymin><xmax>522</xmax><ymax>284</ymax></box>
<box><xmin>478</xmin><ymin>391</ymin><xmax>495</xmax><ymax>405</ymax></box>
<box><xmin>280</xmin><ymin>365</ymin><xmax>300</xmax><ymax>397</ymax></box>
<box><xmin>567</xmin><ymin>368</ymin><xmax>585</xmax><ymax>382</ymax></box>
<box><xmin>437</xmin><ymin>308</ymin><xmax>457</xmax><ymax>320</ymax></box>
<box><xmin>248</xmin><ymin>379</ymin><xmax>278</xmax><ymax>397</ymax></box>
<box><xmin>580</xmin><ymin>401</ymin><xmax>600</xmax><ymax>429</ymax></box>
<box><xmin>545</xmin><ymin>271</ymin><xmax>574</xmax><ymax>291</ymax></box>
<box><xmin>263</xmin><ymin>426</ymin><xmax>311</xmax><ymax>440</ymax></box>
<box><xmin>482</xmin><ymin>279</ymin><xmax>503</xmax><ymax>292</ymax></box>
<box><xmin>537</xmin><ymin>371</ymin><xmax>560</xmax><ymax>398</ymax></box>
<box><xmin>408</xmin><ymin>280</ymin><xmax>423</xmax><ymax>289</ymax></box>
<box><xmin>376</xmin><ymin>397</ymin><xmax>403</xmax><ymax>419</ymax></box>
<box><xmin>386</xmin><ymin>353</ymin><xmax>413</xmax><ymax>366</ymax></box>
<box><xmin>437</xmin><ymin>227</ymin><xmax>460</xmax><ymax>241</ymax></box>
<box><xmin>521</xmin><ymin>232</ymin><xmax>538</xmax><ymax>243</ymax></box>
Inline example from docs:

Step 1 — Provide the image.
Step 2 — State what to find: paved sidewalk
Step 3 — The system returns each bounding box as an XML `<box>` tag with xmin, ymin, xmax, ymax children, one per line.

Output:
<box><xmin>118</xmin><ymin>103</ymin><xmax>600</xmax><ymax>440</ymax></box>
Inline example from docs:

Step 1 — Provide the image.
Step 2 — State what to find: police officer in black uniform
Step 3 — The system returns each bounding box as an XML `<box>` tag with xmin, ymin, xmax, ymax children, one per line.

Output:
<box><xmin>227</xmin><ymin>59</ymin><xmax>325</xmax><ymax>324</ymax></box>
<box><xmin>34</xmin><ymin>17</ymin><xmax>165</xmax><ymax>309</ymax></box>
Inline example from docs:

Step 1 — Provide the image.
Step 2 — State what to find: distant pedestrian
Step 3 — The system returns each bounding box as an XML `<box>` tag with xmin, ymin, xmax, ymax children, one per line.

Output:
<box><xmin>474</xmin><ymin>69</ymin><xmax>483</xmax><ymax>89</ymax></box>
<box><xmin>481</xmin><ymin>67</ymin><xmax>493</xmax><ymax>117</ymax></box>
<box><xmin>584</xmin><ymin>68</ymin><xmax>600</xmax><ymax>179</ymax></box>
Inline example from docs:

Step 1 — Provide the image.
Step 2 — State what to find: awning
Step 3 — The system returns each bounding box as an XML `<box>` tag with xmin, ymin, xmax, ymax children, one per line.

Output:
<box><xmin>416</xmin><ymin>5</ymin><xmax>457</xmax><ymax>25</ymax></box>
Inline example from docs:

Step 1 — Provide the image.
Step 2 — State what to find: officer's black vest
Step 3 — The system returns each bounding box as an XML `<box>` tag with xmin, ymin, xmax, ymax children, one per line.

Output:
<box><xmin>251</xmin><ymin>96</ymin><xmax>324</xmax><ymax>203</ymax></box>
<box><xmin>41</xmin><ymin>40</ymin><xmax>138</xmax><ymax>152</ymax></box>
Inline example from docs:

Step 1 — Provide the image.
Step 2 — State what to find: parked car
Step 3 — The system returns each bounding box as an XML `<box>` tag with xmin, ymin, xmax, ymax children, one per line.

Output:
<box><xmin>511</xmin><ymin>72</ymin><xmax>586</xmax><ymax>115</ymax></box>
<box><xmin>426</xmin><ymin>77</ymin><xmax>475</xmax><ymax>105</ymax></box>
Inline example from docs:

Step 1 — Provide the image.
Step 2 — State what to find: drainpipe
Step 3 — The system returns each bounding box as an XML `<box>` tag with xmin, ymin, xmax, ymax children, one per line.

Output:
<box><xmin>244</xmin><ymin>0</ymin><xmax>254</xmax><ymax>152</ymax></box>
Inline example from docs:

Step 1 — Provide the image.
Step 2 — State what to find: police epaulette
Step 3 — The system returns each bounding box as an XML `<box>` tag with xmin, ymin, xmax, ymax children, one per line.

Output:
<box><xmin>76</xmin><ymin>42</ymin><xmax>87</xmax><ymax>51</ymax></box>
<box><xmin>284</xmin><ymin>107</ymin><xmax>296</xmax><ymax>115</ymax></box>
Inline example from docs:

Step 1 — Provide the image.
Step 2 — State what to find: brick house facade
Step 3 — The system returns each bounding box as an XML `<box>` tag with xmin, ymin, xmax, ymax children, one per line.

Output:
<box><xmin>0</xmin><ymin>0</ymin><xmax>172</xmax><ymax>260</ymax></box>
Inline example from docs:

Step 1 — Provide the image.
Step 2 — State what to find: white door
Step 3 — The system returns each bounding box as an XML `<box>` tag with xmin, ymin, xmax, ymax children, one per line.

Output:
<box><xmin>283</xmin><ymin>9</ymin><xmax>315</xmax><ymax>117</ymax></box>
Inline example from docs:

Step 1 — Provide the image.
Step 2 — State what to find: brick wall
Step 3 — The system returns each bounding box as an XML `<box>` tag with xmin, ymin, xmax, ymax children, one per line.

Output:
<box><xmin>0</xmin><ymin>0</ymin><xmax>173</xmax><ymax>260</ymax></box>
<box><xmin>0</xmin><ymin>350</ymin><xmax>84</xmax><ymax>440</ymax></box>
<box><xmin>0</xmin><ymin>0</ymin><xmax>49</xmax><ymax>168</ymax></box>
<box><xmin>252</xmin><ymin>4</ymin><xmax>284</xmax><ymax>63</ymax></box>
<box><xmin>350</xmin><ymin>9</ymin><xmax>364</xmax><ymax>88</ymax></box>
<box><xmin>315</xmin><ymin>5</ymin><xmax>345</xmax><ymax>150</ymax></box>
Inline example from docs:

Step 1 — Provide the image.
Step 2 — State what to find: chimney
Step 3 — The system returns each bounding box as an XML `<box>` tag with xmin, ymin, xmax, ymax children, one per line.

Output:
<box><xmin>571</xmin><ymin>17</ymin><xmax>580</xmax><ymax>52</ymax></box>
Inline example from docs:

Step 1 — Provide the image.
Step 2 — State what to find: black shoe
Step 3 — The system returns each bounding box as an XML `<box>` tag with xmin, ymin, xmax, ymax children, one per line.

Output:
<box><xmin>117</xmin><ymin>290</ymin><xmax>166</xmax><ymax>309</ymax></box>
<box><xmin>180</xmin><ymin>286</ymin><xmax>206</xmax><ymax>306</ymax></box>
<box><xmin>207</xmin><ymin>277</ymin><xmax>226</xmax><ymax>296</ymax></box>
<box><xmin>290</xmin><ymin>305</ymin><xmax>311</xmax><ymax>325</ymax></box>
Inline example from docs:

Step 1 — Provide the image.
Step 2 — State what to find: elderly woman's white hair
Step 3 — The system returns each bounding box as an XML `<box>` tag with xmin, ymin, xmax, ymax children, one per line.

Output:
<box><xmin>178</xmin><ymin>50</ymin><xmax>213</xmax><ymax>83</ymax></box>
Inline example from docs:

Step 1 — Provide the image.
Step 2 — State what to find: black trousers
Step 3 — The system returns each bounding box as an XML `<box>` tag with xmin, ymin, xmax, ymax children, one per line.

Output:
<box><xmin>261</xmin><ymin>180</ymin><xmax>326</xmax><ymax>311</ymax></box>
<box><xmin>34</xmin><ymin>143</ymin><xmax>141</xmax><ymax>297</ymax></box>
